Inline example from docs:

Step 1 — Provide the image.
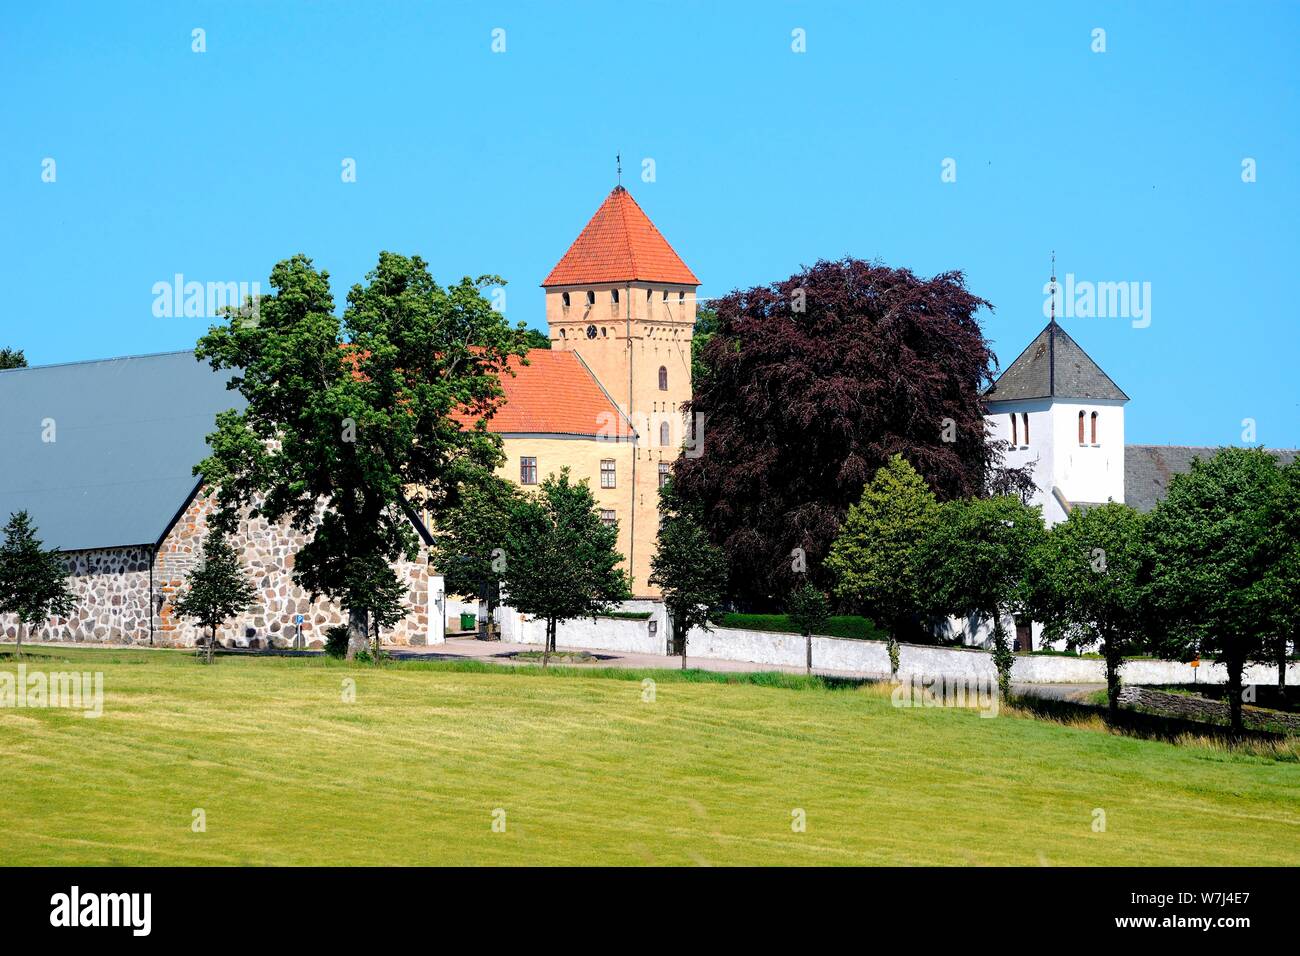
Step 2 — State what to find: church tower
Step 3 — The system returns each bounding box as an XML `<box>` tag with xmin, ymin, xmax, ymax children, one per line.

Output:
<box><xmin>542</xmin><ymin>186</ymin><xmax>700</xmax><ymax>597</ymax></box>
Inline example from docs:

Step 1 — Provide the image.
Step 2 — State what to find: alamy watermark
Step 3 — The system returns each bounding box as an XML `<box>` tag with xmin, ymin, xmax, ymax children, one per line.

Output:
<box><xmin>1043</xmin><ymin>273</ymin><xmax>1151</xmax><ymax>328</ymax></box>
<box><xmin>152</xmin><ymin>273</ymin><xmax>261</xmax><ymax>322</ymax></box>
<box><xmin>0</xmin><ymin>664</ymin><xmax>103</xmax><ymax>718</ymax></box>
<box><xmin>891</xmin><ymin>673</ymin><xmax>999</xmax><ymax>718</ymax></box>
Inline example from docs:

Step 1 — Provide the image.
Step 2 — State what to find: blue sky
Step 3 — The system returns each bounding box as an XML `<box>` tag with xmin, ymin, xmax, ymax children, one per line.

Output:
<box><xmin>2</xmin><ymin>1</ymin><xmax>1297</xmax><ymax>446</ymax></box>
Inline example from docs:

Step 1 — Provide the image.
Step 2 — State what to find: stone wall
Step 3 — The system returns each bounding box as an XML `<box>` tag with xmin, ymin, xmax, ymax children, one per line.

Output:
<box><xmin>2</xmin><ymin>490</ymin><xmax>433</xmax><ymax>649</ymax></box>
<box><xmin>153</xmin><ymin>492</ymin><xmax>432</xmax><ymax>648</ymax></box>
<box><xmin>0</xmin><ymin>546</ymin><xmax>153</xmax><ymax>644</ymax></box>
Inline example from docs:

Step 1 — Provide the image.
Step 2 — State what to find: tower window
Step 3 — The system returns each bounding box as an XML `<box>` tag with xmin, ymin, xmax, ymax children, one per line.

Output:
<box><xmin>1078</xmin><ymin>411</ymin><xmax>1086</xmax><ymax>446</ymax></box>
<box><xmin>586</xmin><ymin>290</ymin><xmax>595</xmax><ymax>306</ymax></box>
<box><xmin>600</xmin><ymin>459</ymin><xmax>616</xmax><ymax>489</ymax></box>
<box><xmin>658</xmin><ymin>366</ymin><xmax>668</xmax><ymax>391</ymax></box>
<box><xmin>659</xmin><ymin>421</ymin><xmax>671</xmax><ymax>446</ymax></box>
<box><xmin>1091</xmin><ymin>411</ymin><xmax>1099</xmax><ymax>445</ymax></box>
<box><xmin>1022</xmin><ymin>413</ymin><xmax>1029</xmax><ymax>447</ymax></box>
<box><xmin>561</xmin><ymin>292</ymin><xmax>570</xmax><ymax>308</ymax></box>
<box><xmin>678</xmin><ymin>291</ymin><xmax>685</xmax><ymax>304</ymax></box>
<box><xmin>559</xmin><ymin>328</ymin><xmax>566</xmax><ymax>339</ymax></box>
<box><xmin>1010</xmin><ymin>414</ymin><xmax>1017</xmax><ymax>447</ymax></box>
<box><xmin>662</xmin><ymin>290</ymin><xmax>669</xmax><ymax>302</ymax></box>
<box><xmin>658</xmin><ymin>461</ymin><xmax>670</xmax><ymax>488</ymax></box>
<box><xmin>520</xmin><ymin>457</ymin><xmax>538</xmax><ymax>485</ymax></box>
<box><xmin>611</xmin><ymin>289</ymin><xmax>620</xmax><ymax>305</ymax></box>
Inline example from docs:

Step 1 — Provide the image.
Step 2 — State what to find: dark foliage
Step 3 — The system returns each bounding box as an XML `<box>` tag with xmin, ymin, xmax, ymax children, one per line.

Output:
<box><xmin>674</xmin><ymin>258</ymin><xmax>998</xmax><ymax>606</ymax></box>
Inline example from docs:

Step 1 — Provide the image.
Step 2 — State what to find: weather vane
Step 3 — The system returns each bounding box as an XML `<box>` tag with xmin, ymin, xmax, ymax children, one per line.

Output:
<box><xmin>616</xmin><ymin>152</ymin><xmax>622</xmax><ymax>186</ymax></box>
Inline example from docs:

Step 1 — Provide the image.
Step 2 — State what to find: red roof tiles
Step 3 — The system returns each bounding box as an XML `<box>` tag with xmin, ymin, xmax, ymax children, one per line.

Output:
<box><xmin>462</xmin><ymin>349</ymin><xmax>633</xmax><ymax>439</ymax></box>
<box><xmin>542</xmin><ymin>186</ymin><xmax>700</xmax><ymax>287</ymax></box>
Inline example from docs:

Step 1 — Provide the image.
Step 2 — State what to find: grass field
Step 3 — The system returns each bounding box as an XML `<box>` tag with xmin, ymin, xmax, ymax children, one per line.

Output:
<box><xmin>2</xmin><ymin>646</ymin><xmax>1297</xmax><ymax>866</ymax></box>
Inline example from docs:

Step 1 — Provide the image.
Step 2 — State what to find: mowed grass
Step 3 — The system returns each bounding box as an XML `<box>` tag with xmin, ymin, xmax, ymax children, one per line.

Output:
<box><xmin>1</xmin><ymin>647</ymin><xmax>1297</xmax><ymax>866</ymax></box>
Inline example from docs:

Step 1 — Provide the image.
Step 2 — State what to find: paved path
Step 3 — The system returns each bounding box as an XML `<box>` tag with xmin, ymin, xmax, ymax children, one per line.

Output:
<box><xmin>388</xmin><ymin>637</ymin><xmax>1104</xmax><ymax>700</ymax></box>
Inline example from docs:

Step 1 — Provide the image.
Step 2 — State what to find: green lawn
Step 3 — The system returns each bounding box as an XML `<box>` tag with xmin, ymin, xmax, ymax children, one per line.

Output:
<box><xmin>1</xmin><ymin>646</ymin><xmax>1297</xmax><ymax>866</ymax></box>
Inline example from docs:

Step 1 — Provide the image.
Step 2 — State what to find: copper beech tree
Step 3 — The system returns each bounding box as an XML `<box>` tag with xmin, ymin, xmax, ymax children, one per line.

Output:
<box><xmin>675</xmin><ymin>258</ymin><xmax>1022</xmax><ymax>607</ymax></box>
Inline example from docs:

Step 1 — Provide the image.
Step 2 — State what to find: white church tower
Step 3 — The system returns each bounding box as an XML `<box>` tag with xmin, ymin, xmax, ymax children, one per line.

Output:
<box><xmin>984</xmin><ymin>272</ymin><xmax>1129</xmax><ymax>527</ymax></box>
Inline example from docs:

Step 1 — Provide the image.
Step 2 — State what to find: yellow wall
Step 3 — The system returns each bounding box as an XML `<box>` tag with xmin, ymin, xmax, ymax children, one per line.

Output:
<box><xmin>537</xmin><ymin>281</ymin><xmax>698</xmax><ymax>598</ymax></box>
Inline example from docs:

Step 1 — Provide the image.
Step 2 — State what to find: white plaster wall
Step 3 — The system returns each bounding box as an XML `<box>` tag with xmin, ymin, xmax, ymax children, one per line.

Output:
<box><xmin>1052</xmin><ymin>399</ymin><xmax>1125</xmax><ymax>509</ymax></box>
<box><xmin>986</xmin><ymin>399</ymin><xmax>1059</xmax><ymax>520</ymax></box>
<box><xmin>498</xmin><ymin>603</ymin><xmax>667</xmax><ymax>655</ymax></box>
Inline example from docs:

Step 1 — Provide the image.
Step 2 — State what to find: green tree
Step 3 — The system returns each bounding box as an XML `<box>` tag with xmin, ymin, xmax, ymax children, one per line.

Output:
<box><xmin>1261</xmin><ymin>459</ymin><xmax>1300</xmax><ymax>688</ymax></box>
<box><xmin>0</xmin><ymin>348</ymin><xmax>27</xmax><ymax>370</ymax></box>
<box><xmin>499</xmin><ymin>469</ymin><xmax>630</xmax><ymax>667</ymax></box>
<box><xmin>0</xmin><ymin>511</ymin><xmax>76</xmax><ymax>657</ymax></box>
<box><xmin>787</xmin><ymin>582</ymin><xmax>831</xmax><ymax>675</ymax></box>
<box><xmin>1024</xmin><ymin>503</ymin><xmax>1148</xmax><ymax>720</ymax></box>
<box><xmin>690</xmin><ymin>304</ymin><xmax>717</xmax><ymax>387</ymax></box>
<box><xmin>649</xmin><ymin>480</ymin><xmax>729</xmax><ymax>669</ymax></box>
<box><xmin>826</xmin><ymin>454</ymin><xmax>938</xmax><ymax>676</ymax></box>
<box><xmin>1144</xmin><ymin>448</ymin><xmax>1286</xmax><ymax>733</ymax></box>
<box><xmin>196</xmin><ymin>252</ymin><xmax>528</xmax><ymax>661</ymax></box>
<box><xmin>915</xmin><ymin>496</ymin><xmax>1046</xmax><ymax>702</ymax></box>
<box><xmin>521</xmin><ymin>328</ymin><xmax>552</xmax><ymax>350</ymax></box>
<box><xmin>173</xmin><ymin>530</ymin><xmax>258</xmax><ymax>664</ymax></box>
<box><xmin>429</xmin><ymin>469</ymin><xmax>522</xmax><ymax>641</ymax></box>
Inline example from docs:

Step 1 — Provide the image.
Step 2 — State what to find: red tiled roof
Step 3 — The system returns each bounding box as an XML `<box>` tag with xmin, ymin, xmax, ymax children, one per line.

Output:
<box><xmin>460</xmin><ymin>349</ymin><xmax>633</xmax><ymax>439</ymax></box>
<box><xmin>542</xmin><ymin>186</ymin><xmax>700</xmax><ymax>287</ymax></box>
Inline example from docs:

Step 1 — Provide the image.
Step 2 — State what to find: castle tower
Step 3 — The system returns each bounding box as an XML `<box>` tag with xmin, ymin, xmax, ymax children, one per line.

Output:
<box><xmin>542</xmin><ymin>186</ymin><xmax>700</xmax><ymax>597</ymax></box>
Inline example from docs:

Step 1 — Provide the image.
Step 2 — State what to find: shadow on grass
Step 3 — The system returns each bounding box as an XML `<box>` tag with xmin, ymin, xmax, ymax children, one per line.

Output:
<box><xmin>1012</xmin><ymin>693</ymin><xmax>1292</xmax><ymax>747</ymax></box>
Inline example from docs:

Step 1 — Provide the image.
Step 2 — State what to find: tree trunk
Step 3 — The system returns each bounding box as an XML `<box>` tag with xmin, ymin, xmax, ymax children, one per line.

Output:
<box><xmin>678</xmin><ymin>613</ymin><xmax>687</xmax><ymax>671</ymax></box>
<box><xmin>371</xmin><ymin>616</ymin><xmax>381</xmax><ymax>666</ymax></box>
<box><xmin>806</xmin><ymin>631</ymin><xmax>812</xmax><ymax>676</ymax></box>
<box><xmin>208</xmin><ymin>624</ymin><xmax>216</xmax><ymax>665</ymax></box>
<box><xmin>990</xmin><ymin>615</ymin><xmax>1013</xmax><ymax>704</ymax></box>
<box><xmin>1277</xmin><ymin>635</ymin><xmax>1288</xmax><ymax>690</ymax></box>
<box><xmin>16</xmin><ymin>620</ymin><xmax>25</xmax><ymax>659</ymax></box>
<box><xmin>541</xmin><ymin>619</ymin><xmax>554</xmax><ymax>668</ymax></box>
<box><xmin>1103</xmin><ymin>643</ymin><xmax>1123</xmax><ymax>723</ymax></box>
<box><xmin>345</xmin><ymin>608</ymin><xmax>369</xmax><ymax>661</ymax></box>
<box><xmin>1226</xmin><ymin>653</ymin><xmax>1245</xmax><ymax>738</ymax></box>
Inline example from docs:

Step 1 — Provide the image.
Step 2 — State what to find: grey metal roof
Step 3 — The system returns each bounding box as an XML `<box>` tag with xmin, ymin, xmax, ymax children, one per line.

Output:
<box><xmin>0</xmin><ymin>351</ymin><xmax>244</xmax><ymax>551</ymax></box>
<box><xmin>985</xmin><ymin>321</ymin><xmax>1129</xmax><ymax>403</ymax></box>
<box><xmin>1124</xmin><ymin>445</ymin><xmax>1298</xmax><ymax>512</ymax></box>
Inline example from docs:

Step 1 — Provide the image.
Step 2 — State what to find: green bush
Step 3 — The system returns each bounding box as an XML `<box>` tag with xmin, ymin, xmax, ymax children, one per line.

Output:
<box><xmin>324</xmin><ymin>625</ymin><xmax>350</xmax><ymax>659</ymax></box>
<box><xmin>714</xmin><ymin>613</ymin><xmax>885</xmax><ymax>642</ymax></box>
<box><xmin>594</xmin><ymin>611</ymin><xmax>652</xmax><ymax>620</ymax></box>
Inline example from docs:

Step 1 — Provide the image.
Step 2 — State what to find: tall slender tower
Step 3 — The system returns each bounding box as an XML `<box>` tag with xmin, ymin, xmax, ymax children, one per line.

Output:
<box><xmin>542</xmin><ymin>186</ymin><xmax>700</xmax><ymax>596</ymax></box>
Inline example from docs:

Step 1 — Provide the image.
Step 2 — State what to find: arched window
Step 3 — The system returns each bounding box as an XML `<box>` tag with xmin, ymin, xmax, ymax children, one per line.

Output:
<box><xmin>561</xmin><ymin>292</ymin><xmax>570</xmax><ymax>308</ymax></box>
<box><xmin>659</xmin><ymin>421</ymin><xmax>671</xmax><ymax>446</ymax></box>
<box><xmin>1022</xmin><ymin>413</ymin><xmax>1029</xmax><ymax>447</ymax></box>
<box><xmin>1078</xmin><ymin>411</ymin><xmax>1086</xmax><ymax>445</ymax></box>
<box><xmin>611</xmin><ymin>288</ymin><xmax>620</xmax><ymax>305</ymax></box>
<box><xmin>1091</xmin><ymin>411</ymin><xmax>1099</xmax><ymax>445</ymax></box>
<box><xmin>559</xmin><ymin>328</ymin><xmax>566</xmax><ymax>339</ymax></box>
<box><xmin>658</xmin><ymin>366</ymin><xmax>668</xmax><ymax>391</ymax></box>
<box><xmin>1010</xmin><ymin>414</ymin><xmax>1017</xmax><ymax>447</ymax></box>
<box><xmin>585</xmin><ymin>290</ymin><xmax>595</xmax><ymax>306</ymax></box>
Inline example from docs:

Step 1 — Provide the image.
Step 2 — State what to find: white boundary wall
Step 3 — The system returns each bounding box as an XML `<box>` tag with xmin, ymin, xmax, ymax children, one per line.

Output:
<box><xmin>494</xmin><ymin>605</ymin><xmax>1298</xmax><ymax>685</ymax></box>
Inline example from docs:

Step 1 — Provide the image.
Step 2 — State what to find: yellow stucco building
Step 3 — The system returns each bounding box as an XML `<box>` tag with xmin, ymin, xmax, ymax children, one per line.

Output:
<box><xmin>487</xmin><ymin>186</ymin><xmax>700</xmax><ymax>596</ymax></box>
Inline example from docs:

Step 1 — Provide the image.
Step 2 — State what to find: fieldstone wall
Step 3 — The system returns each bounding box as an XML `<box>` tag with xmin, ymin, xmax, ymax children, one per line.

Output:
<box><xmin>0</xmin><ymin>546</ymin><xmax>153</xmax><ymax>644</ymax></box>
<box><xmin>2</xmin><ymin>490</ymin><xmax>432</xmax><ymax>649</ymax></box>
<box><xmin>1118</xmin><ymin>686</ymin><xmax>1300</xmax><ymax>733</ymax></box>
<box><xmin>154</xmin><ymin>492</ymin><xmax>431</xmax><ymax>648</ymax></box>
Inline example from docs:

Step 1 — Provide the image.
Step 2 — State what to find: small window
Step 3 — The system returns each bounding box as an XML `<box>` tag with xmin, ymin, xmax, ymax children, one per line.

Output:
<box><xmin>658</xmin><ymin>461</ymin><xmax>670</xmax><ymax>488</ymax></box>
<box><xmin>659</xmin><ymin>421</ymin><xmax>671</xmax><ymax>446</ymax></box>
<box><xmin>1091</xmin><ymin>411</ymin><xmax>1099</xmax><ymax>445</ymax></box>
<box><xmin>646</xmin><ymin>288</ymin><xmax>653</xmax><ymax>300</ymax></box>
<box><xmin>520</xmin><ymin>457</ymin><xmax>538</xmax><ymax>485</ymax></box>
<box><xmin>1010</xmin><ymin>414</ymin><xmax>1017</xmax><ymax>447</ymax></box>
<box><xmin>678</xmin><ymin>291</ymin><xmax>685</xmax><ymax>304</ymax></box>
<box><xmin>611</xmin><ymin>289</ymin><xmax>620</xmax><ymax>304</ymax></box>
<box><xmin>561</xmin><ymin>292</ymin><xmax>570</xmax><ymax>308</ymax></box>
<box><xmin>1078</xmin><ymin>411</ymin><xmax>1086</xmax><ymax>446</ymax></box>
<box><xmin>559</xmin><ymin>328</ymin><xmax>566</xmax><ymax>339</ymax></box>
<box><xmin>662</xmin><ymin>290</ymin><xmax>669</xmax><ymax>302</ymax></box>
<box><xmin>600</xmin><ymin>459</ymin><xmax>616</xmax><ymax>489</ymax></box>
<box><xmin>1022</xmin><ymin>413</ymin><xmax>1029</xmax><ymax>447</ymax></box>
<box><xmin>600</xmin><ymin>509</ymin><xmax>617</xmax><ymax>528</ymax></box>
<box><xmin>586</xmin><ymin>290</ymin><xmax>596</xmax><ymax>306</ymax></box>
<box><xmin>601</xmin><ymin>327</ymin><xmax>607</xmax><ymax>337</ymax></box>
<box><xmin>658</xmin><ymin>366</ymin><xmax>668</xmax><ymax>391</ymax></box>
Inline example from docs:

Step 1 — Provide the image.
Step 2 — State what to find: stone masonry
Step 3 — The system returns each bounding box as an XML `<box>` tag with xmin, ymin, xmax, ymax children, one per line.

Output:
<box><xmin>1</xmin><ymin>487</ymin><xmax>432</xmax><ymax>649</ymax></box>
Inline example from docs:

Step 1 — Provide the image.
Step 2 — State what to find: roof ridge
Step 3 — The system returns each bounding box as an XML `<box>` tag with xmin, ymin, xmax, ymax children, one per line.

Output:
<box><xmin>0</xmin><ymin>348</ymin><xmax>197</xmax><ymax>374</ymax></box>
